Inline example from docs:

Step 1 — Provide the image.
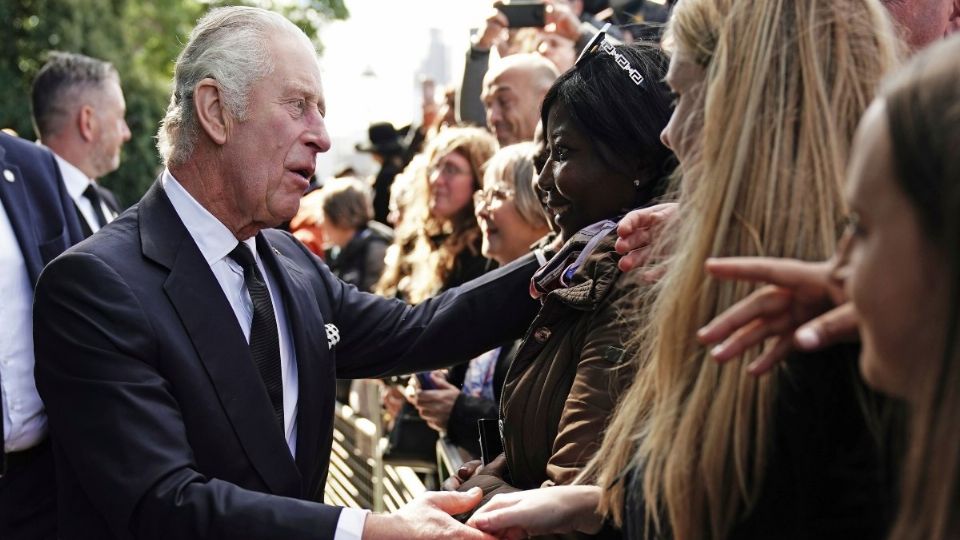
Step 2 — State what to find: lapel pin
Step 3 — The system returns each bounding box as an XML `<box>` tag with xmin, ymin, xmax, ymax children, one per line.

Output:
<box><xmin>3</xmin><ymin>169</ymin><xmax>14</xmax><ymax>183</ymax></box>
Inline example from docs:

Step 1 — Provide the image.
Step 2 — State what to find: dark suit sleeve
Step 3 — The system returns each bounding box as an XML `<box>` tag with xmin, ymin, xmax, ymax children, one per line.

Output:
<box><xmin>291</xmin><ymin>235</ymin><xmax>540</xmax><ymax>379</ymax></box>
<box><xmin>34</xmin><ymin>252</ymin><xmax>341</xmax><ymax>540</ymax></box>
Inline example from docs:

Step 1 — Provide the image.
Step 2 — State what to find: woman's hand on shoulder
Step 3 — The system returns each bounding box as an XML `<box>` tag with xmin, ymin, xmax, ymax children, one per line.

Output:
<box><xmin>615</xmin><ymin>202</ymin><xmax>678</xmax><ymax>276</ymax></box>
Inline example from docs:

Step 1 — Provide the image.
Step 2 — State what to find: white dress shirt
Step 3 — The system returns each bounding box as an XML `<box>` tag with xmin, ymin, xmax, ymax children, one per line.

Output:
<box><xmin>0</xmin><ymin>202</ymin><xmax>47</xmax><ymax>453</ymax></box>
<box><xmin>53</xmin><ymin>151</ymin><xmax>116</xmax><ymax>233</ymax></box>
<box><xmin>161</xmin><ymin>171</ymin><xmax>366</xmax><ymax>539</ymax></box>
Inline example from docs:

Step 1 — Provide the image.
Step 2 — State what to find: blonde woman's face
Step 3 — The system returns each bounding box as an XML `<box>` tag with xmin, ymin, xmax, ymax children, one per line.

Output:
<box><xmin>661</xmin><ymin>52</ymin><xmax>706</xmax><ymax>171</ymax></box>
<box><xmin>834</xmin><ymin>101</ymin><xmax>946</xmax><ymax>401</ymax></box>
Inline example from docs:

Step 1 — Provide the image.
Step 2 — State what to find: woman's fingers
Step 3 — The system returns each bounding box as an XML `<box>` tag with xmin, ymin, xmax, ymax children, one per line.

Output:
<box><xmin>708</xmin><ymin>312</ymin><xmax>793</xmax><ymax>363</ymax></box>
<box><xmin>794</xmin><ymin>302</ymin><xmax>860</xmax><ymax>351</ymax></box>
<box><xmin>698</xmin><ymin>286</ymin><xmax>792</xmax><ymax>346</ymax></box>
<box><xmin>746</xmin><ymin>335</ymin><xmax>795</xmax><ymax>374</ymax></box>
<box><xmin>705</xmin><ymin>257</ymin><xmax>830</xmax><ymax>289</ymax></box>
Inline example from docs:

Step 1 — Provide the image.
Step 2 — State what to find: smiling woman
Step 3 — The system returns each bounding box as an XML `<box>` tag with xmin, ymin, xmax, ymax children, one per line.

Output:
<box><xmin>537</xmin><ymin>42</ymin><xmax>674</xmax><ymax>242</ymax></box>
<box><xmin>456</xmin><ymin>42</ymin><xmax>675</xmax><ymax>528</ymax></box>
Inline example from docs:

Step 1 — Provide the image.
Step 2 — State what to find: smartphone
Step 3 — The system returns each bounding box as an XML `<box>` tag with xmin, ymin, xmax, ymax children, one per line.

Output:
<box><xmin>494</xmin><ymin>1</ymin><xmax>546</xmax><ymax>28</ymax></box>
<box><xmin>415</xmin><ymin>371</ymin><xmax>437</xmax><ymax>390</ymax></box>
<box><xmin>478</xmin><ymin>418</ymin><xmax>504</xmax><ymax>465</ymax></box>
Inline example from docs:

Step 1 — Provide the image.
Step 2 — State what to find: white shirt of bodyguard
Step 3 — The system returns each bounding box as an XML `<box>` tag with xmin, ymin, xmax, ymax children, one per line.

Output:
<box><xmin>161</xmin><ymin>171</ymin><xmax>367</xmax><ymax>539</ymax></box>
<box><xmin>51</xmin><ymin>150</ymin><xmax>116</xmax><ymax>233</ymax></box>
<box><xmin>0</xmin><ymin>200</ymin><xmax>46</xmax><ymax>453</ymax></box>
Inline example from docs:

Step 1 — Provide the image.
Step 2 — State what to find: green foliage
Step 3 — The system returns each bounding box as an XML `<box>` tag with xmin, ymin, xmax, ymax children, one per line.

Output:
<box><xmin>1</xmin><ymin>0</ymin><xmax>348</xmax><ymax>206</ymax></box>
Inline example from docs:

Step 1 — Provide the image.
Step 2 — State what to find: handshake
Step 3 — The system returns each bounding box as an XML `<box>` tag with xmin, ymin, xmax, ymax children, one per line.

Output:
<box><xmin>366</xmin><ymin>484</ymin><xmax>604</xmax><ymax>539</ymax></box>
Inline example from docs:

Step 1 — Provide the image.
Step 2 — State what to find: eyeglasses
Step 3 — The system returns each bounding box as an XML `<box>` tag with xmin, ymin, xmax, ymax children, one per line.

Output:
<box><xmin>429</xmin><ymin>161</ymin><xmax>471</xmax><ymax>179</ymax></box>
<box><xmin>574</xmin><ymin>23</ymin><xmax>645</xmax><ymax>87</ymax></box>
<box><xmin>473</xmin><ymin>186</ymin><xmax>515</xmax><ymax>209</ymax></box>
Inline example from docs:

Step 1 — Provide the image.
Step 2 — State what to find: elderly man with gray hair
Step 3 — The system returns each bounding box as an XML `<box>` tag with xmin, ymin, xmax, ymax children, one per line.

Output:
<box><xmin>33</xmin><ymin>6</ymin><xmax>542</xmax><ymax>539</ymax></box>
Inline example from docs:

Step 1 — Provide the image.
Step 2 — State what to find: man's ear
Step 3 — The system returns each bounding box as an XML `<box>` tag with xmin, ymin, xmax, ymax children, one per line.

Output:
<box><xmin>949</xmin><ymin>0</ymin><xmax>960</xmax><ymax>35</ymax></box>
<box><xmin>194</xmin><ymin>78</ymin><xmax>229</xmax><ymax>146</ymax></box>
<box><xmin>78</xmin><ymin>104</ymin><xmax>96</xmax><ymax>143</ymax></box>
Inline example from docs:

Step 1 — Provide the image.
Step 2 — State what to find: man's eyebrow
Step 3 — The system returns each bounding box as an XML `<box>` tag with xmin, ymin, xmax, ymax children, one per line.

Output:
<box><xmin>282</xmin><ymin>80</ymin><xmax>322</xmax><ymax>101</ymax></box>
<box><xmin>486</xmin><ymin>85</ymin><xmax>515</xmax><ymax>98</ymax></box>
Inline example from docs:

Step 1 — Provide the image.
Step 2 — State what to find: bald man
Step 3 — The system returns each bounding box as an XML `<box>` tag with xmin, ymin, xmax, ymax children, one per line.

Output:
<box><xmin>882</xmin><ymin>0</ymin><xmax>960</xmax><ymax>49</ymax></box>
<box><xmin>481</xmin><ymin>53</ymin><xmax>559</xmax><ymax>146</ymax></box>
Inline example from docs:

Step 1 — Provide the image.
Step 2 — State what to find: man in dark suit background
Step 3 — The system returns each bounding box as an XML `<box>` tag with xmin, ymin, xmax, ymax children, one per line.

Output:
<box><xmin>31</xmin><ymin>51</ymin><xmax>130</xmax><ymax>237</ymax></box>
<box><xmin>33</xmin><ymin>6</ymin><xmax>541</xmax><ymax>539</ymax></box>
<box><xmin>0</xmin><ymin>131</ymin><xmax>84</xmax><ymax>540</ymax></box>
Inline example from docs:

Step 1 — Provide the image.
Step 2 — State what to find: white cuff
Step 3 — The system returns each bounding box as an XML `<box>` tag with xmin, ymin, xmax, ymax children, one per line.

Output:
<box><xmin>333</xmin><ymin>507</ymin><xmax>370</xmax><ymax>540</ymax></box>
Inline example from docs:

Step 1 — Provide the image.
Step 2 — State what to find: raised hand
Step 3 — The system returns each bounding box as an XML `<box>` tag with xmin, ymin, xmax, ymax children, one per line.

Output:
<box><xmin>473</xmin><ymin>7</ymin><xmax>509</xmax><ymax>51</ymax></box>
<box><xmin>697</xmin><ymin>257</ymin><xmax>859</xmax><ymax>374</ymax></box>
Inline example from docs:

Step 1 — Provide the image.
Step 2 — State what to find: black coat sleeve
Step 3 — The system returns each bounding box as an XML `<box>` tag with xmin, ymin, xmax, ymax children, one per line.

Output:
<box><xmin>299</xmin><ymin>238</ymin><xmax>539</xmax><ymax>379</ymax></box>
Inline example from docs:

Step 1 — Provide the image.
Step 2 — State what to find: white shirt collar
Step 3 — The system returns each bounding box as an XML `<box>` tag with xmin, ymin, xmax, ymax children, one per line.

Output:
<box><xmin>46</xmin><ymin>148</ymin><xmax>94</xmax><ymax>203</ymax></box>
<box><xmin>161</xmin><ymin>169</ymin><xmax>256</xmax><ymax>266</ymax></box>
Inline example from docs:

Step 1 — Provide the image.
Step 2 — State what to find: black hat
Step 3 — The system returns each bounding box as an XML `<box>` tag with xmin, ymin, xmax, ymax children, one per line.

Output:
<box><xmin>355</xmin><ymin>122</ymin><xmax>404</xmax><ymax>155</ymax></box>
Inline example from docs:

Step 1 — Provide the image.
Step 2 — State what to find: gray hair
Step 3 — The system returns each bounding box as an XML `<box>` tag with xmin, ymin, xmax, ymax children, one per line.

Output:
<box><xmin>31</xmin><ymin>51</ymin><xmax>118</xmax><ymax>139</ymax></box>
<box><xmin>157</xmin><ymin>6</ymin><xmax>311</xmax><ymax>166</ymax></box>
<box><xmin>482</xmin><ymin>142</ymin><xmax>548</xmax><ymax>230</ymax></box>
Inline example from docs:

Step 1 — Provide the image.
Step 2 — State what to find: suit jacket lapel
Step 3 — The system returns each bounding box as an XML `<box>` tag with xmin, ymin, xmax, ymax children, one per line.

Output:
<box><xmin>257</xmin><ymin>235</ymin><xmax>328</xmax><ymax>495</ymax></box>
<box><xmin>139</xmin><ymin>181</ymin><xmax>301</xmax><ymax>497</ymax></box>
<box><xmin>0</xmin><ymin>155</ymin><xmax>44</xmax><ymax>284</ymax></box>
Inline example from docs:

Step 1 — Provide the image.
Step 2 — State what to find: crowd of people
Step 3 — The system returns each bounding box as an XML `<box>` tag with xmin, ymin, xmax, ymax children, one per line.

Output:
<box><xmin>1</xmin><ymin>0</ymin><xmax>959</xmax><ymax>539</ymax></box>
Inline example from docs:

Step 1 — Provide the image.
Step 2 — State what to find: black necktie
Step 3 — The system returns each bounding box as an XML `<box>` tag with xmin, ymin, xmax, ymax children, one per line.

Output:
<box><xmin>82</xmin><ymin>184</ymin><xmax>109</xmax><ymax>228</ymax></box>
<box><xmin>228</xmin><ymin>242</ymin><xmax>284</xmax><ymax>429</ymax></box>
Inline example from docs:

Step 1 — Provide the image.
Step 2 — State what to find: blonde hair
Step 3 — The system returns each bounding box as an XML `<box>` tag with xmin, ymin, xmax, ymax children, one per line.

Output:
<box><xmin>374</xmin><ymin>155</ymin><xmax>427</xmax><ymax>299</ymax></box>
<box><xmin>588</xmin><ymin>0</ymin><xmax>899</xmax><ymax>537</ymax></box>
<box><xmin>882</xmin><ymin>35</ymin><xmax>960</xmax><ymax>540</ymax></box>
<box><xmin>376</xmin><ymin>127</ymin><xmax>497</xmax><ymax>303</ymax></box>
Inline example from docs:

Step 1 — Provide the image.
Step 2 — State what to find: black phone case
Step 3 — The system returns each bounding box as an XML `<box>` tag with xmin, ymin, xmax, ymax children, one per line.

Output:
<box><xmin>478</xmin><ymin>418</ymin><xmax>504</xmax><ymax>465</ymax></box>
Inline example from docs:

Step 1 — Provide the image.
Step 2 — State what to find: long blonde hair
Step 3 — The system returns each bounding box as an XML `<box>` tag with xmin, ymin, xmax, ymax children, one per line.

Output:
<box><xmin>589</xmin><ymin>0</ymin><xmax>899</xmax><ymax>537</ymax></box>
<box><xmin>375</xmin><ymin>127</ymin><xmax>497</xmax><ymax>303</ymax></box>
<box><xmin>882</xmin><ymin>35</ymin><xmax>960</xmax><ymax>540</ymax></box>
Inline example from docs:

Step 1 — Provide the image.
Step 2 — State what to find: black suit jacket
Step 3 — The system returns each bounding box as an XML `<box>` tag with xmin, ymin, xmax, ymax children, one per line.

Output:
<box><xmin>33</xmin><ymin>180</ymin><xmax>540</xmax><ymax>539</ymax></box>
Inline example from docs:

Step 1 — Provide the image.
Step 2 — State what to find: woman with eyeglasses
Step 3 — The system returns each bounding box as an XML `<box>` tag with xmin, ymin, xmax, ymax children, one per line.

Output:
<box><xmin>467</xmin><ymin>0</ymin><xmax>901</xmax><ymax>538</ymax></box>
<box><xmin>375</xmin><ymin>126</ymin><xmax>498</xmax><ymax>304</ymax></box>
<box><xmin>408</xmin><ymin>143</ymin><xmax>550</xmax><ymax>459</ymax></box>
<box><xmin>452</xmin><ymin>38</ymin><xmax>674</xmax><ymax>529</ymax></box>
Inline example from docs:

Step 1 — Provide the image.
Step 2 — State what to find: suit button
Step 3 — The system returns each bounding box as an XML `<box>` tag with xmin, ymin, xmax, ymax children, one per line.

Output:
<box><xmin>533</xmin><ymin>327</ymin><xmax>552</xmax><ymax>343</ymax></box>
